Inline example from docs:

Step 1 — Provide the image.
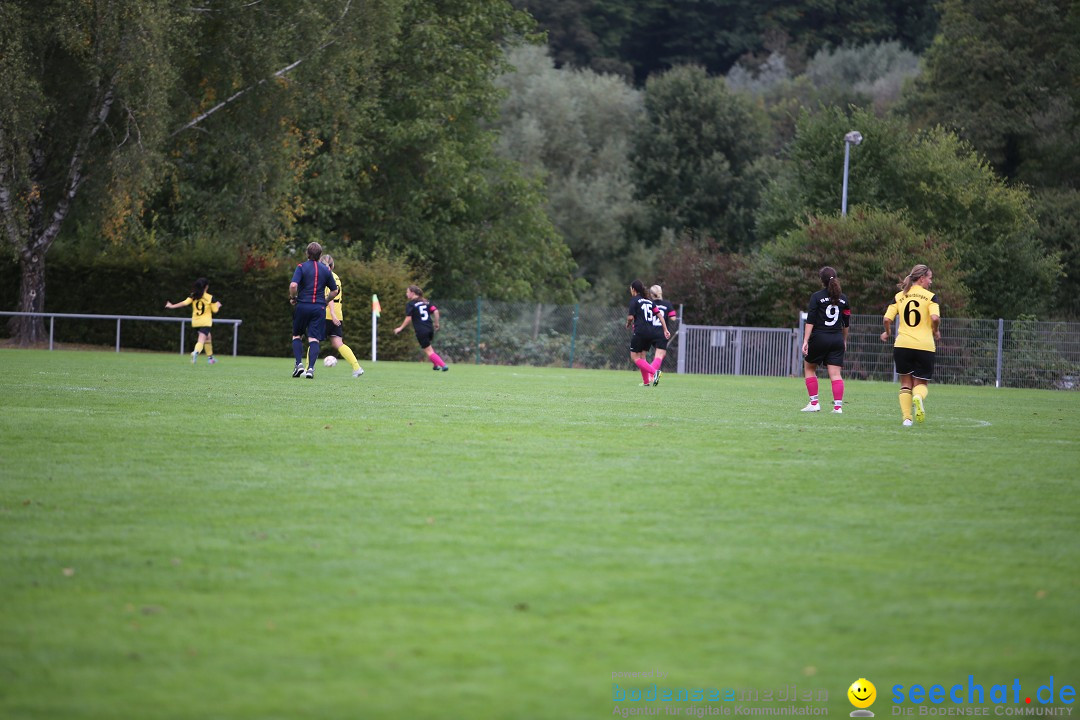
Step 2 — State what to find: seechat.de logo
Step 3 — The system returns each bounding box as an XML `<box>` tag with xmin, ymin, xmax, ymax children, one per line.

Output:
<box><xmin>850</xmin><ymin>678</ymin><xmax>878</xmax><ymax>717</ymax></box>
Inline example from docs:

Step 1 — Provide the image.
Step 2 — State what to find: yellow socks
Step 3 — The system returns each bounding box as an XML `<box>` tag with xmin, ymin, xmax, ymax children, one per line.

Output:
<box><xmin>193</xmin><ymin>341</ymin><xmax>205</xmax><ymax>355</ymax></box>
<box><xmin>339</xmin><ymin>344</ymin><xmax>361</xmax><ymax>371</ymax></box>
<box><xmin>899</xmin><ymin>387</ymin><xmax>913</xmax><ymax>421</ymax></box>
<box><xmin>913</xmin><ymin>384</ymin><xmax>928</xmax><ymax>402</ymax></box>
<box><xmin>204</xmin><ymin>342</ymin><xmax>213</xmax><ymax>357</ymax></box>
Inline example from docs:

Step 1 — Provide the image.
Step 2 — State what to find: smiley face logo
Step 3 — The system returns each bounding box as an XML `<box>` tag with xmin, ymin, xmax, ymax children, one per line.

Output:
<box><xmin>848</xmin><ymin>678</ymin><xmax>877</xmax><ymax>709</ymax></box>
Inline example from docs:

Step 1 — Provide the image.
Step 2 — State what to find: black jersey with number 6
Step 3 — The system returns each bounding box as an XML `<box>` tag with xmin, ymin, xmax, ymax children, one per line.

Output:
<box><xmin>406</xmin><ymin>298</ymin><xmax>436</xmax><ymax>333</ymax></box>
<box><xmin>806</xmin><ymin>289</ymin><xmax>850</xmax><ymax>335</ymax></box>
<box><xmin>628</xmin><ymin>297</ymin><xmax>664</xmax><ymax>338</ymax></box>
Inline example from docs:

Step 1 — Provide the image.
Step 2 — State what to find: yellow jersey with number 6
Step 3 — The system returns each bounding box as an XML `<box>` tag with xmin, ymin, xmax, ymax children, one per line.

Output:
<box><xmin>885</xmin><ymin>285</ymin><xmax>940</xmax><ymax>352</ymax></box>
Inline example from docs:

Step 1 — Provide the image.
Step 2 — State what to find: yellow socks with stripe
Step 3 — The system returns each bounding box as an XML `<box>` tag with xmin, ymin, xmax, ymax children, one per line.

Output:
<box><xmin>193</xmin><ymin>341</ymin><xmax>205</xmax><ymax>355</ymax></box>
<box><xmin>913</xmin><ymin>384</ymin><xmax>928</xmax><ymax>402</ymax></box>
<box><xmin>899</xmin><ymin>387</ymin><xmax>913</xmax><ymax>421</ymax></box>
<box><xmin>204</xmin><ymin>342</ymin><xmax>213</xmax><ymax>358</ymax></box>
<box><xmin>338</xmin><ymin>344</ymin><xmax>361</xmax><ymax>371</ymax></box>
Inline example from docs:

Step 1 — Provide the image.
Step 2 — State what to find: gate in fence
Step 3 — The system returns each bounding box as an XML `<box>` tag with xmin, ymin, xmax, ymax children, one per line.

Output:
<box><xmin>676</xmin><ymin>324</ymin><xmax>800</xmax><ymax>377</ymax></box>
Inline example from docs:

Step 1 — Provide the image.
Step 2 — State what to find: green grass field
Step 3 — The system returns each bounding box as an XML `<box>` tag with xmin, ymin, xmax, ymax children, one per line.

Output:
<box><xmin>1</xmin><ymin>348</ymin><xmax>1078</xmax><ymax>720</ymax></box>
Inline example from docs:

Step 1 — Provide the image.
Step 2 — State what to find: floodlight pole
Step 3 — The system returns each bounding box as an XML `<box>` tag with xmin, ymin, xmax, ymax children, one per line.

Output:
<box><xmin>841</xmin><ymin>130</ymin><xmax>863</xmax><ymax>217</ymax></box>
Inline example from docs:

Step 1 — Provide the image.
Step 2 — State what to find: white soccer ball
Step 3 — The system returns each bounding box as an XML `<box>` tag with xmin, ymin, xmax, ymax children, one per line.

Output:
<box><xmin>323</xmin><ymin>355</ymin><xmax>338</xmax><ymax>367</ymax></box>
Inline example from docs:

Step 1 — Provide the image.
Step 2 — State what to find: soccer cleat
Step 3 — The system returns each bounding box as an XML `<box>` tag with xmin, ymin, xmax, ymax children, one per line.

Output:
<box><xmin>640</xmin><ymin>382</ymin><xmax>651</xmax><ymax>387</ymax></box>
<box><xmin>292</xmin><ymin>363</ymin><xmax>305</xmax><ymax>378</ymax></box>
<box><xmin>439</xmin><ymin>365</ymin><xmax>449</xmax><ymax>372</ymax></box>
<box><xmin>913</xmin><ymin>394</ymin><xmax>925</xmax><ymax>423</ymax></box>
<box><xmin>652</xmin><ymin>370</ymin><xmax>663</xmax><ymax>386</ymax></box>
<box><xmin>902</xmin><ymin>418</ymin><xmax>914</xmax><ymax>427</ymax></box>
<box><xmin>191</xmin><ymin>350</ymin><xmax>198</xmax><ymax>364</ymax></box>
<box><xmin>800</xmin><ymin>402</ymin><xmax>820</xmax><ymax>412</ymax></box>
<box><xmin>207</xmin><ymin>357</ymin><xmax>216</xmax><ymax>365</ymax></box>
<box><xmin>304</xmin><ymin>368</ymin><xmax>314</xmax><ymax>379</ymax></box>
<box><xmin>352</xmin><ymin>367</ymin><xmax>364</xmax><ymax>378</ymax></box>
<box><xmin>832</xmin><ymin>407</ymin><xmax>843</xmax><ymax>414</ymax></box>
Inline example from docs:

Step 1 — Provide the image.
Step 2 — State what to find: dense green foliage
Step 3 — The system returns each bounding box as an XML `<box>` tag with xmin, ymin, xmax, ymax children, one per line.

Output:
<box><xmin>904</xmin><ymin>0</ymin><xmax>1080</xmax><ymax>187</ymax></box>
<box><xmin>512</xmin><ymin>0</ymin><xmax>939</xmax><ymax>83</ymax></box>
<box><xmin>758</xmin><ymin>108</ymin><xmax>1060</xmax><ymax>318</ymax></box>
<box><xmin>632</xmin><ymin>66</ymin><xmax>770</xmax><ymax>252</ymax></box>
<box><xmin>493</xmin><ymin>46</ymin><xmax>646</xmax><ymax>302</ymax></box>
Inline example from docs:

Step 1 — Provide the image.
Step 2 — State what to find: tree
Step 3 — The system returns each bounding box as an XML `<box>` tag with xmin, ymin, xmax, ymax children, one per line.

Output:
<box><xmin>903</xmin><ymin>0</ymin><xmax>1080</xmax><ymax>188</ymax></box>
<box><xmin>757</xmin><ymin>107</ymin><xmax>1060</xmax><ymax>317</ymax></box>
<box><xmin>750</xmin><ymin>209</ymin><xmax>969</xmax><ymax>326</ymax></box>
<box><xmin>493</xmin><ymin>45</ymin><xmax>646</xmax><ymax>301</ymax></box>
<box><xmin>0</xmin><ymin>0</ymin><xmax>184</xmax><ymax>343</ymax></box>
<box><xmin>632</xmin><ymin>65</ymin><xmax>769</xmax><ymax>251</ymax></box>
<box><xmin>292</xmin><ymin>0</ymin><xmax>580</xmax><ymax>300</ymax></box>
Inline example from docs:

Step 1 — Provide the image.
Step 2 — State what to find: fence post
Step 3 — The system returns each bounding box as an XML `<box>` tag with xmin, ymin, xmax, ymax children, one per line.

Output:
<box><xmin>180</xmin><ymin>321</ymin><xmax>186</xmax><ymax>354</ymax></box>
<box><xmin>676</xmin><ymin>303</ymin><xmax>684</xmax><ymax>373</ymax></box>
<box><xmin>49</xmin><ymin>317</ymin><xmax>54</xmax><ymax>351</ymax></box>
<box><xmin>475</xmin><ymin>296</ymin><xmax>482</xmax><ymax>365</ymax></box>
<box><xmin>995</xmin><ymin>317</ymin><xmax>1004</xmax><ymax>388</ymax></box>
<box><xmin>795</xmin><ymin>312</ymin><xmax>806</xmax><ymax>376</ymax></box>
<box><xmin>568</xmin><ymin>303</ymin><xmax>579</xmax><ymax>369</ymax></box>
<box><xmin>116</xmin><ymin>318</ymin><xmax>122</xmax><ymax>352</ymax></box>
<box><xmin>232</xmin><ymin>322</ymin><xmax>239</xmax><ymax>357</ymax></box>
<box><xmin>734</xmin><ymin>328</ymin><xmax>743</xmax><ymax>375</ymax></box>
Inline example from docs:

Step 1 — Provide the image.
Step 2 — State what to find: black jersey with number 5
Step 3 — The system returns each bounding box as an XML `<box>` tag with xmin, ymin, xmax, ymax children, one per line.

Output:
<box><xmin>406</xmin><ymin>299</ymin><xmax>436</xmax><ymax>332</ymax></box>
<box><xmin>806</xmin><ymin>289</ymin><xmax>850</xmax><ymax>335</ymax></box>
<box><xmin>628</xmin><ymin>297</ymin><xmax>664</xmax><ymax>338</ymax></box>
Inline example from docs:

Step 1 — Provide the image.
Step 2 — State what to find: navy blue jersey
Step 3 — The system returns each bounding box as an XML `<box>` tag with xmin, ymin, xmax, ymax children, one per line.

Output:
<box><xmin>806</xmin><ymin>289</ymin><xmax>850</xmax><ymax>335</ymax></box>
<box><xmin>406</xmin><ymin>298</ymin><xmax>437</xmax><ymax>333</ymax></box>
<box><xmin>291</xmin><ymin>260</ymin><xmax>337</xmax><ymax>306</ymax></box>
<box><xmin>627</xmin><ymin>296</ymin><xmax>664</xmax><ymax>338</ymax></box>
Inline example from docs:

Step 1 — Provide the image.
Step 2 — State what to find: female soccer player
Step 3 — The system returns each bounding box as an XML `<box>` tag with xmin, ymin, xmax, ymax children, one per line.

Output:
<box><xmin>319</xmin><ymin>255</ymin><xmax>364</xmax><ymax>378</ymax></box>
<box><xmin>800</xmin><ymin>266</ymin><xmax>851</xmax><ymax>413</ymax></box>
<box><xmin>647</xmin><ymin>284</ymin><xmax>678</xmax><ymax>386</ymax></box>
<box><xmin>393</xmin><ymin>285</ymin><xmax>448</xmax><ymax>371</ymax></box>
<box><xmin>881</xmin><ymin>264</ymin><xmax>941</xmax><ymax>426</ymax></box>
<box><xmin>166</xmin><ymin>278</ymin><xmax>221</xmax><ymax>364</ymax></box>
<box><xmin>626</xmin><ymin>280</ymin><xmax>669</xmax><ymax>386</ymax></box>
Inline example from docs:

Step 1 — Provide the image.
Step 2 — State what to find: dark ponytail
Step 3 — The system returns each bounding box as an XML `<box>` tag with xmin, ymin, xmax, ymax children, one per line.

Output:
<box><xmin>190</xmin><ymin>277</ymin><xmax>209</xmax><ymax>300</ymax></box>
<box><xmin>630</xmin><ymin>279</ymin><xmax>647</xmax><ymax>297</ymax></box>
<box><xmin>820</xmin><ymin>267</ymin><xmax>840</xmax><ymax>304</ymax></box>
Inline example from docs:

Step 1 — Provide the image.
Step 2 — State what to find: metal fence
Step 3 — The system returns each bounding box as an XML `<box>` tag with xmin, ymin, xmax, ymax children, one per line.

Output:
<box><xmin>428</xmin><ymin>302</ymin><xmax>1079</xmax><ymax>390</ymax></box>
<box><xmin>838</xmin><ymin>314</ymin><xmax>1080</xmax><ymax>390</ymax></box>
<box><xmin>0</xmin><ymin>311</ymin><xmax>243</xmax><ymax>355</ymax></box>
<box><xmin>431</xmin><ymin>299</ymin><xmax>681</xmax><ymax>370</ymax></box>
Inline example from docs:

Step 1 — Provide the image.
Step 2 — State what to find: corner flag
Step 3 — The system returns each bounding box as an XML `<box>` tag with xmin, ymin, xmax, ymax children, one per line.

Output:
<box><xmin>372</xmin><ymin>294</ymin><xmax>381</xmax><ymax>318</ymax></box>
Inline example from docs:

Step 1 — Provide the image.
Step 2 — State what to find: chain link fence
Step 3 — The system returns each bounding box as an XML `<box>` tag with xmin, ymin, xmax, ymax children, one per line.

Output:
<box><xmin>423</xmin><ymin>300</ymin><xmax>1079</xmax><ymax>390</ymax></box>
<box><xmin>429</xmin><ymin>299</ymin><xmax>680</xmax><ymax>370</ymax></box>
<box><xmin>841</xmin><ymin>314</ymin><xmax>1080</xmax><ymax>389</ymax></box>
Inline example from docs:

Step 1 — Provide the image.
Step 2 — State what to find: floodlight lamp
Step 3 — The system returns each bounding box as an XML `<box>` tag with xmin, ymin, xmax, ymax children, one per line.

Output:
<box><xmin>845</xmin><ymin>131</ymin><xmax>863</xmax><ymax>146</ymax></box>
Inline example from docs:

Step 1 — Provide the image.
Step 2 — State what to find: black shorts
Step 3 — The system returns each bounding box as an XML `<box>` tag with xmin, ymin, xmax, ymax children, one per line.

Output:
<box><xmin>629</xmin><ymin>334</ymin><xmax>660</xmax><ymax>353</ymax></box>
<box><xmin>894</xmin><ymin>346</ymin><xmax>935</xmax><ymax>381</ymax></box>
<box><xmin>192</xmin><ymin>326</ymin><xmax>212</xmax><ymax>337</ymax></box>
<box><xmin>653</xmin><ymin>336</ymin><xmax>669</xmax><ymax>351</ymax></box>
<box><xmin>324</xmin><ymin>321</ymin><xmax>343</xmax><ymax>340</ymax></box>
<box><xmin>415</xmin><ymin>328</ymin><xmax>433</xmax><ymax>349</ymax></box>
<box><xmin>805</xmin><ymin>333</ymin><xmax>845</xmax><ymax>367</ymax></box>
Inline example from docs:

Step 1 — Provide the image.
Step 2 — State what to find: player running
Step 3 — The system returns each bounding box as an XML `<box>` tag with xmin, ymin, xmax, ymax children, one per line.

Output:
<box><xmin>165</xmin><ymin>277</ymin><xmax>221</xmax><ymax>365</ymax></box>
<box><xmin>881</xmin><ymin>264</ymin><xmax>941</xmax><ymax>426</ymax></box>
<box><xmin>319</xmin><ymin>254</ymin><xmax>364</xmax><ymax>378</ymax></box>
<box><xmin>800</xmin><ymin>266</ymin><xmax>850</xmax><ymax>413</ymax></box>
<box><xmin>394</xmin><ymin>285</ymin><xmax>449</xmax><ymax>371</ymax></box>
<box><xmin>626</xmin><ymin>280</ymin><xmax>670</xmax><ymax>386</ymax></box>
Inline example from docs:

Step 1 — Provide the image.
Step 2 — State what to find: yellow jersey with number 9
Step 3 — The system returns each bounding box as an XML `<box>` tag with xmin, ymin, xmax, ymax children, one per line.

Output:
<box><xmin>177</xmin><ymin>293</ymin><xmax>217</xmax><ymax>328</ymax></box>
<box><xmin>885</xmin><ymin>285</ymin><xmax>940</xmax><ymax>352</ymax></box>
